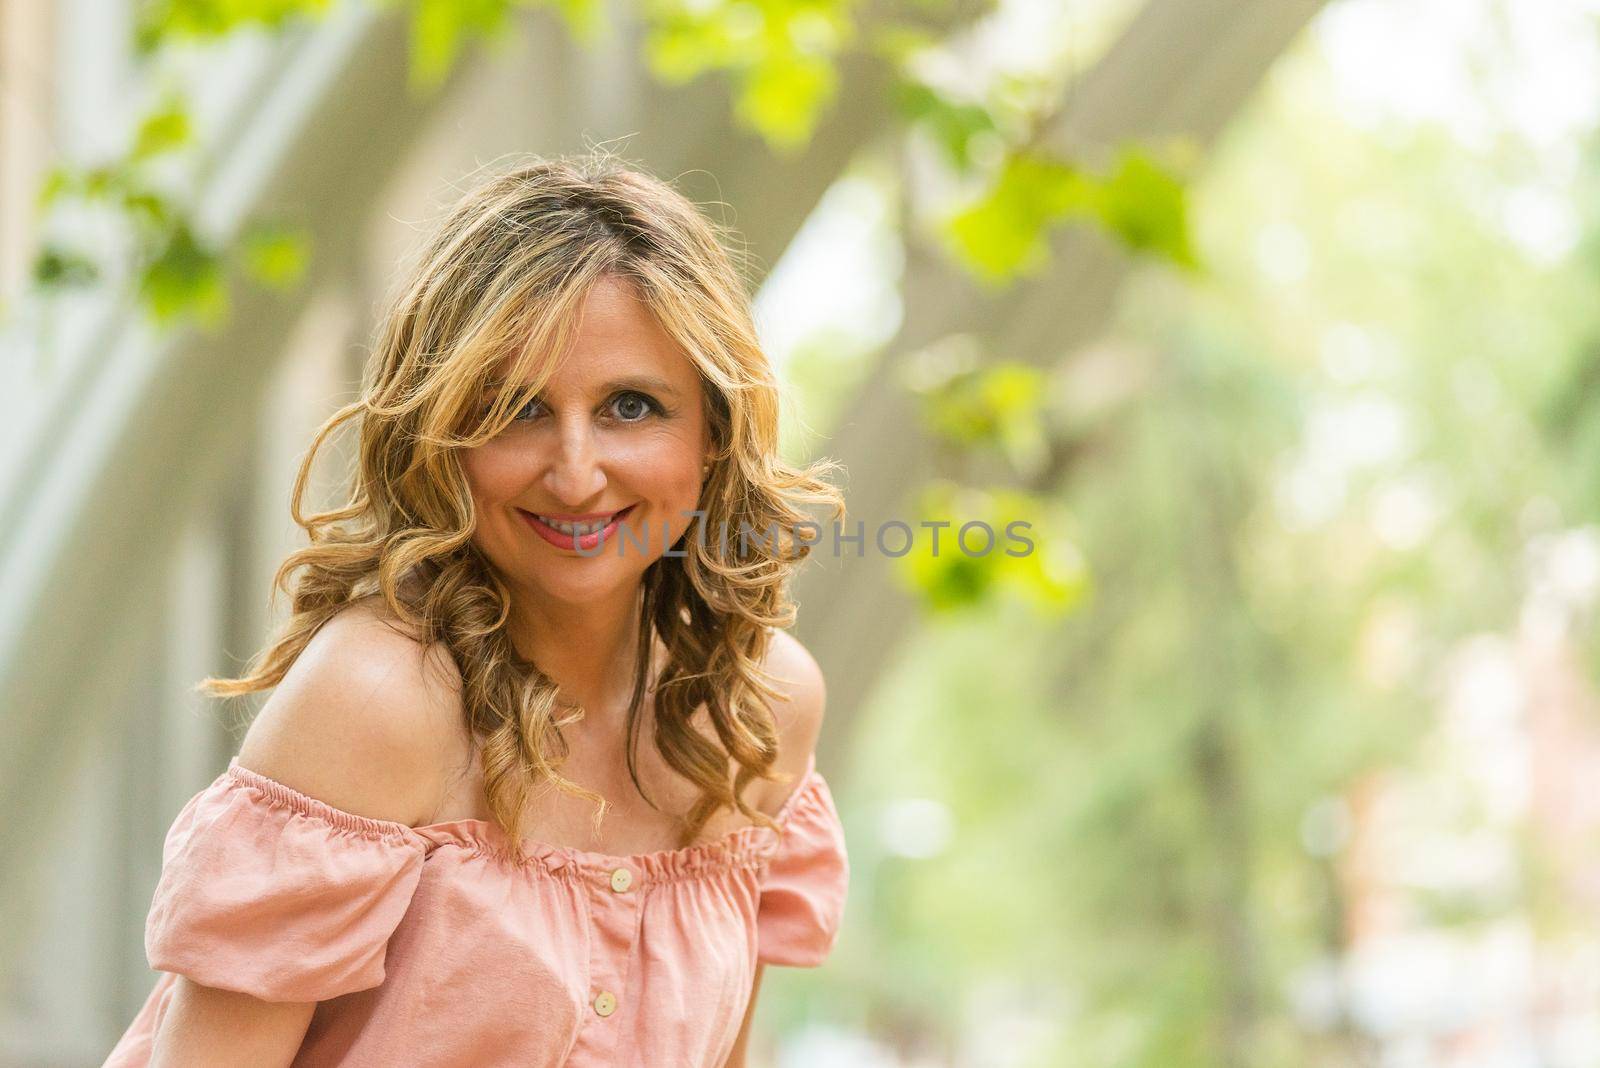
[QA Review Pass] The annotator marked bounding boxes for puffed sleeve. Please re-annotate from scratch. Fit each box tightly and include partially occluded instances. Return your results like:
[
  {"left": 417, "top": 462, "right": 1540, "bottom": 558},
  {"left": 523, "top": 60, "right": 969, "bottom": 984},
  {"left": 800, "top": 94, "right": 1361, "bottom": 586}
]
[
  {"left": 756, "top": 756, "right": 850, "bottom": 967},
  {"left": 143, "top": 757, "right": 430, "bottom": 1003}
]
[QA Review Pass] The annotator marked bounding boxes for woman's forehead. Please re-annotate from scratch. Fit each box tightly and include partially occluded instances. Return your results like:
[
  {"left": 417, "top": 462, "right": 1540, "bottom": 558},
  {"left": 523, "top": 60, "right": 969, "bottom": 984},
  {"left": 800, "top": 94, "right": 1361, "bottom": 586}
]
[
  {"left": 489, "top": 297, "right": 698, "bottom": 392},
  {"left": 484, "top": 331, "right": 699, "bottom": 395},
  {"left": 484, "top": 366, "right": 686, "bottom": 401}
]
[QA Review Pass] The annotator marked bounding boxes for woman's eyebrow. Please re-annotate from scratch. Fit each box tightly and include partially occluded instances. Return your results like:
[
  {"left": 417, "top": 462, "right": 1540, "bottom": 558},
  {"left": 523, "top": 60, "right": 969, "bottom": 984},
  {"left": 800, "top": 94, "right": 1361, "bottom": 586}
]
[{"left": 484, "top": 374, "right": 678, "bottom": 398}]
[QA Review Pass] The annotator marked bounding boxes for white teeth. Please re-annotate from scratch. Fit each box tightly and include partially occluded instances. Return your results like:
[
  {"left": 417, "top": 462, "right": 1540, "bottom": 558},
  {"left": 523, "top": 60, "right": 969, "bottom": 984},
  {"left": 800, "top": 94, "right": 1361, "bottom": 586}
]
[{"left": 535, "top": 513, "right": 614, "bottom": 536}]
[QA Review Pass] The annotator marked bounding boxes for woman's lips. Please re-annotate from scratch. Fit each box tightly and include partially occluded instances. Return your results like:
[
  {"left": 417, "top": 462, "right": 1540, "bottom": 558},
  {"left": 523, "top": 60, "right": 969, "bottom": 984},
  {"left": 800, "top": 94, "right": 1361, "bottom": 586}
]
[{"left": 519, "top": 504, "right": 637, "bottom": 551}]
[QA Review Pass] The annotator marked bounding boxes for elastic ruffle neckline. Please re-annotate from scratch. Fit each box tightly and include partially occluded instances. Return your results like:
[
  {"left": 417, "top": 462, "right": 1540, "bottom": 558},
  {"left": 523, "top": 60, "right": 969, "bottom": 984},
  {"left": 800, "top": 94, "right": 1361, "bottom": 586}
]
[
  {"left": 410, "top": 750, "right": 825, "bottom": 883},
  {"left": 222, "top": 751, "right": 828, "bottom": 884}
]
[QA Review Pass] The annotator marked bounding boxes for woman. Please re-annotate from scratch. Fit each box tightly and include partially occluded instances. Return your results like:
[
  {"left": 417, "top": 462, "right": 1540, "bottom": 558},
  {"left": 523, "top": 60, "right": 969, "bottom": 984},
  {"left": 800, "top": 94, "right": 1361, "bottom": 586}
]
[{"left": 102, "top": 152, "right": 850, "bottom": 1067}]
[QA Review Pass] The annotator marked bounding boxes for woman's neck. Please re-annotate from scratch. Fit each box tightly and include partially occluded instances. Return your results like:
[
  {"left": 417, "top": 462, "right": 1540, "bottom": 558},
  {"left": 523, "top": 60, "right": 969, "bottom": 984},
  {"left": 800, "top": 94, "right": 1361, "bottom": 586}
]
[{"left": 511, "top": 586, "right": 648, "bottom": 723}]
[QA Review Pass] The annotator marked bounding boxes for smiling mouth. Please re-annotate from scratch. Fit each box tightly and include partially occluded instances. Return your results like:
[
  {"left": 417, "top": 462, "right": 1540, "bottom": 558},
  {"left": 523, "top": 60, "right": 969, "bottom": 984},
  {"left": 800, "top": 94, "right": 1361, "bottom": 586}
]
[{"left": 518, "top": 504, "right": 637, "bottom": 549}]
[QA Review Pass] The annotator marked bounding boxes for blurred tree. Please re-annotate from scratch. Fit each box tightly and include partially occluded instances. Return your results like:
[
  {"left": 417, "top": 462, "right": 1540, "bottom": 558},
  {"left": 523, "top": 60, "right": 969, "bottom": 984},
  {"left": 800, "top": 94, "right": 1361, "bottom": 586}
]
[
  {"left": 835, "top": 5, "right": 1600, "bottom": 1063},
  {"left": 20, "top": 0, "right": 1192, "bottom": 329}
]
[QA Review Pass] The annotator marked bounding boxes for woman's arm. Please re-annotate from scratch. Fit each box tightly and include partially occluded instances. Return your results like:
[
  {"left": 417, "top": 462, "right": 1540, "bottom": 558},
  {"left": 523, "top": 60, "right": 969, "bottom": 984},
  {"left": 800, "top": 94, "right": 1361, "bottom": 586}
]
[
  {"left": 148, "top": 980, "right": 315, "bottom": 1068},
  {"left": 723, "top": 963, "right": 766, "bottom": 1068},
  {"left": 146, "top": 607, "right": 459, "bottom": 1065}
]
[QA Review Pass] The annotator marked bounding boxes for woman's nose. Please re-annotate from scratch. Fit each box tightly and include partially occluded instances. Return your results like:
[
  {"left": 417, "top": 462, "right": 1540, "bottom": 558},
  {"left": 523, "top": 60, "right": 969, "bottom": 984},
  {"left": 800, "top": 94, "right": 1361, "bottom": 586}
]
[{"left": 542, "top": 419, "right": 607, "bottom": 505}]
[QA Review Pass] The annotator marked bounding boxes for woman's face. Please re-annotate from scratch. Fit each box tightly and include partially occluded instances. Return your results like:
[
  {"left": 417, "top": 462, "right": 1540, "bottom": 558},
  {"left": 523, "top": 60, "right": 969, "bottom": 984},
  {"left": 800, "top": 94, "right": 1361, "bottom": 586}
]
[{"left": 461, "top": 275, "right": 713, "bottom": 609}]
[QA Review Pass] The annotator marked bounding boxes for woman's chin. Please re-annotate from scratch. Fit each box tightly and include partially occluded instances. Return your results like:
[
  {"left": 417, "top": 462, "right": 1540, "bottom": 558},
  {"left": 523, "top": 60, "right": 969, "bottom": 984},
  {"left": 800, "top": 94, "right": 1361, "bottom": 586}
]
[{"left": 526, "top": 562, "right": 643, "bottom": 605}]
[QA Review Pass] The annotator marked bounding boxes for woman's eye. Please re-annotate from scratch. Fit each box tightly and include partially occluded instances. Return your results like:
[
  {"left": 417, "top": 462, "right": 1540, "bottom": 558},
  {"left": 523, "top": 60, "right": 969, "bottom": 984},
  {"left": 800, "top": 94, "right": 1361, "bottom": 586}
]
[
  {"left": 611, "top": 391, "right": 662, "bottom": 422},
  {"left": 505, "top": 391, "right": 663, "bottom": 424}
]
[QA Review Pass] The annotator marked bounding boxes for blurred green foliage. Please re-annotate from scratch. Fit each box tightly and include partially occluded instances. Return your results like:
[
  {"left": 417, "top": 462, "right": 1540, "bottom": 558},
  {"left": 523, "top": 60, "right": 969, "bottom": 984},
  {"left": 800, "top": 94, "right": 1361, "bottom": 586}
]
[
  {"left": 643, "top": 0, "right": 855, "bottom": 151},
  {"left": 133, "top": 0, "right": 335, "bottom": 52},
  {"left": 914, "top": 359, "right": 1050, "bottom": 468},
  {"left": 821, "top": 18, "right": 1600, "bottom": 1064},
  {"left": 942, "top": 143, "right": 1199, "bottom": 284},
  {"left": 31, "top": 83, "right": 310, "bottom": 326},
  {"left": 892, "top": 479, "right": 1089, "bottom": 616},
  {"left": 240, "top": 225, "right": 311, "bottom": 290},
  {"left": 140, "top": 222, "right": 229, "bottom": 325},
  {"left": 29, "top": 0, "right": 1194, "bottom": 334}
]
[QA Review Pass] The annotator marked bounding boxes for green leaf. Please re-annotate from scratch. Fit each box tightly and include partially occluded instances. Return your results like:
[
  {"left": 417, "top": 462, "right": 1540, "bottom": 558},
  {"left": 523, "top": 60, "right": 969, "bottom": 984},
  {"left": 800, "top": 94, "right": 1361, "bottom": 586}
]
[
  {"left": 644, "top": 20, "right": 720, "bottom": 83},
  {"left": 642, "top": 1, "right": 743, "bottom": 83},
  {"left": 140, "top": 223, "right": 228, "bottom": 326},
  {"left": 918, "top": 360, "right": 1050, "bottom": 473},
  {"left": 32, "top": 246, "right": 101, "bottom": 289},
  {"left": 643, "top": 0, "right": 851, "bottom": 151},
  {"left": 82, "top": 166, "right": 124, "bottom": 200},
  {"left": 408, "top": 0, "right": 516, "bottom": 92},
  {"left": 895, "top": 78, "right": 1001, "bottom": 173},
  {"left": 121, "top": 189, "right": 175, "bottom": 230},
  {"left": 987, "top": 487, "right": 1089, "bottom": 616},
  {"left": 735, "top": 50, "right": 836, "bottom": 151},
  {"left": 894, "top": 481, "right": 1089, "bottom": 618},
  {"left": 35, "top": 167, "right": 76, "bottom": 209},
  {"left": 941, "top": 143, "right": 1201, "bottom": 284},
  {"left": 1088, "top": 145, "right": 1198, "bottom": 270},
  {"left": 131, "top": 100, "right": 193, "bottom": 161},
  {"left": 941, "top": 150, "right": 1093, "bottom": 283},
  {"left": 136, "top": 0, "right": 334, "bottom": 54},
  {"left": 240, "top": 223, "right": 309, "bottom": 289}
]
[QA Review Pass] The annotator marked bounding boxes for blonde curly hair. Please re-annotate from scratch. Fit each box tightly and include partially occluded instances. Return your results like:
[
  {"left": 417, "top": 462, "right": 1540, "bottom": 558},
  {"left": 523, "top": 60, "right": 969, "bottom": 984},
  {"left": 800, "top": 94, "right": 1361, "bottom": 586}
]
[{"left": 199, "top": 150, "right": 846, "bottom": 861}]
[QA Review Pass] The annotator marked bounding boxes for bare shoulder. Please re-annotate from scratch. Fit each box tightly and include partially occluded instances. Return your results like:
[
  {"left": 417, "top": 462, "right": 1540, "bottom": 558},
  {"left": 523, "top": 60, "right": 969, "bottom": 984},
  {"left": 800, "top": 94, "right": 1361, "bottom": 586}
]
[
  {"left": 759, "top": 628, "right": 827, "bottom": 774},
  {"left": 236, "top": 597, "right": 469, "bottom": 828}
]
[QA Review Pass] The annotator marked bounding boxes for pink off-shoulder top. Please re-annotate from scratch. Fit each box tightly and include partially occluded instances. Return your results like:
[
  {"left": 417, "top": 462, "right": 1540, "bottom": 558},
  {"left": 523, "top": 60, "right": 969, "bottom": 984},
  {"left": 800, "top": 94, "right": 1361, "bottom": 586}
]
[{"left": 102, "top": 750, "right": 849, "bottom": 1067}]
